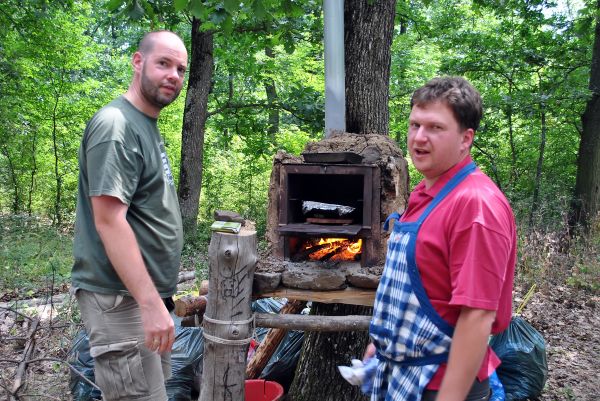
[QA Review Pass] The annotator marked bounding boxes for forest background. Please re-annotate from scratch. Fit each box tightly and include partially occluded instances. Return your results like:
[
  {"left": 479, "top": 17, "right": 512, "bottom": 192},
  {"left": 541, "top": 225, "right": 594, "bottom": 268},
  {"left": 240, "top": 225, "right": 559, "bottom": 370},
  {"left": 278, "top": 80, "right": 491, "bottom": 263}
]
[
  {"left": 1, "top": 0, "right": 599, "bottom": 400},
  {"left": 1, "top": 0, "right": 598, "bottom": 292}
]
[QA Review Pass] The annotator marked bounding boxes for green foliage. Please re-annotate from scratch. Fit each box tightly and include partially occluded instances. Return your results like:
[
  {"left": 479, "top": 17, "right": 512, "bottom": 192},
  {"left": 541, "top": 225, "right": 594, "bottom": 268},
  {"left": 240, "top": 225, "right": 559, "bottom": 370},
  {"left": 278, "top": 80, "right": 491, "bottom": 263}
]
[
  {"left": 0, "top": 215, "right": 73, "bottom": 294},
  {"left": 0, "top": 0, "right": 599, "bottom": 295}
]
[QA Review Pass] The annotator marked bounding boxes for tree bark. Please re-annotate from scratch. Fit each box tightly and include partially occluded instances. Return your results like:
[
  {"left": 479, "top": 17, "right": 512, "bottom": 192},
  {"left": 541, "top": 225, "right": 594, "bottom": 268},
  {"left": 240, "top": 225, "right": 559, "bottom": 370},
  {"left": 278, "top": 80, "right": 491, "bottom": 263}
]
[
  {"left": 344, "top": 0, "right": 396, "bottom": 135},
  {"left": 529, "top": 103, "right": 546, "bottom": 229},
  {"left": 264, "top": 46, "right": 279, "bottom": 143},
  {"left": 178, "top": 18, "right": 214, "bottom": 236},
  {"left": 288, "top": 303, "right": 372, "bottom": 401},
  {"left": 571, "top": 0, "right": 600, "bottom": 231},
  {"left": 286, "top": 2, "right": 396, "bottom": 400}
]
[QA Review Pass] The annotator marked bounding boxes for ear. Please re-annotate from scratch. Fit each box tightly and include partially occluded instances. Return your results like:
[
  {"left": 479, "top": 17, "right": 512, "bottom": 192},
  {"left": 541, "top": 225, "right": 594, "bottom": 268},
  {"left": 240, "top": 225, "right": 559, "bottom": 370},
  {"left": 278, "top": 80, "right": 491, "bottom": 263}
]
[
  {"left": 461, "top": 128, "right": 475, "bottom": 150},
  {"left": 131, "top": 51, "right": 143, "bottom": 73}
]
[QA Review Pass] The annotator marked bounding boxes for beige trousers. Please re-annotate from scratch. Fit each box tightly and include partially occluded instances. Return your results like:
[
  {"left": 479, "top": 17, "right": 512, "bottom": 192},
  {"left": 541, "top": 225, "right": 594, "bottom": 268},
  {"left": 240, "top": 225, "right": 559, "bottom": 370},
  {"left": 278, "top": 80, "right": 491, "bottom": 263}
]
[{"left": 75, "top": 289, "right": 170, "bottom": 401}]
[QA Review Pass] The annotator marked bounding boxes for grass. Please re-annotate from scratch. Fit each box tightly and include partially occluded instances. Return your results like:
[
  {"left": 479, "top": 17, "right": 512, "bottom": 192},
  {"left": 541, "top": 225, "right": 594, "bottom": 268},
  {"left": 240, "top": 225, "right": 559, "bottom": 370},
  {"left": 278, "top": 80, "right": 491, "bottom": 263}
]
[
  {"left": 1, "top": 212, "right": 598, "bottom": 299},
  {"left": 0, "top": 214, "right": 73, "bottom": 298}
]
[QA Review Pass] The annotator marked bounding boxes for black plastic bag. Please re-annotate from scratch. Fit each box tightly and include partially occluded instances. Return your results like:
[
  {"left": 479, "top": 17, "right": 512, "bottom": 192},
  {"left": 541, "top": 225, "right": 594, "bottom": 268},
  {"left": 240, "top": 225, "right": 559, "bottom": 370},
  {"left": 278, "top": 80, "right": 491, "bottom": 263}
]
[
  {"left": 165, "top": 325, "right": 204, "bottom": 401},
  {"left": 490, "top": 316, "right": 548, "bottom": 401},
  {"left": 68, "top": 330, "right": 102, "bottom": 401},
  {"left": 69, "top": 326, "right": 204, "bottom": 401},
  {"left": 252, "top": 298, "right": 305, "bottom": 391}
]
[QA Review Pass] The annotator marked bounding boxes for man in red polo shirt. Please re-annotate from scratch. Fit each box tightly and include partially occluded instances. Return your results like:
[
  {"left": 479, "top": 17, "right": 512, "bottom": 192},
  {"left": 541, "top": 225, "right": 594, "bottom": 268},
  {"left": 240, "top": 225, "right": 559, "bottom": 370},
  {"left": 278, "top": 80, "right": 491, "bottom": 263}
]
[{"left": 366, "top": 76, "right": 516, "bottom": 401}]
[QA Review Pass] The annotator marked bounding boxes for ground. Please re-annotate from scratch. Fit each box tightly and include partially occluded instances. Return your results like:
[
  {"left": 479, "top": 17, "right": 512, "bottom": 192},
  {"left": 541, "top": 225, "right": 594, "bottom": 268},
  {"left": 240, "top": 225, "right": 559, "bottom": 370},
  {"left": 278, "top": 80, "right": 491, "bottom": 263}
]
[{"left": 0, "top": 277, "right": 597, "bottom": 400}]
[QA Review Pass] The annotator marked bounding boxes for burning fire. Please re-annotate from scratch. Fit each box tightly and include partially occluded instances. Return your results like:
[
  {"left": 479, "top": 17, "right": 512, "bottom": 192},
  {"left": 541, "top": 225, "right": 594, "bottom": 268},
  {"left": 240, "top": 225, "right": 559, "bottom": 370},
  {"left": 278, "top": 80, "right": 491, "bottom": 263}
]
[{"left": 302, "top": 237, "right": 362, "bottom": 262}]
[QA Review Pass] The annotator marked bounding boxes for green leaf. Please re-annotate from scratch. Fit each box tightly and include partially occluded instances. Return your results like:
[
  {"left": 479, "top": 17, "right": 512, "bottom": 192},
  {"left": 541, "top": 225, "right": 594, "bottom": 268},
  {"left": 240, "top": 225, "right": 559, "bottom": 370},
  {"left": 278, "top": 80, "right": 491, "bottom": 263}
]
[
  {"left": 190, "top": 0, "right": 205, "bottom": 19},
  {"left": 105, "top": 0, "right": 124, "bottom": 12},
  {"left": 141, "top": 0, "right": 155, "bottom": 19},
  {"left": 223, "top": 0, "right": 240, "bottom": 14},
  {"left": 174, "top": 0, "right": 188, "bottom": 12},
  {"left": 222, "top": 14, "right": 234, "bottom": 35},
  {"left": 252, "top": 0, "right": 267, "bottom": 20}
]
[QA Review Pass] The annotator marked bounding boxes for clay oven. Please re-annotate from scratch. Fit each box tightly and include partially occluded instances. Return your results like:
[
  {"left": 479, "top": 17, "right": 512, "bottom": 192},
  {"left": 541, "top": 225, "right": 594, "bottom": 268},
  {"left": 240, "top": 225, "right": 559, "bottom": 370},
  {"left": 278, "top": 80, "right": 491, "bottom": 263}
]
[{"left": 259, "top": 133, "right": 409, "bottom": 293}]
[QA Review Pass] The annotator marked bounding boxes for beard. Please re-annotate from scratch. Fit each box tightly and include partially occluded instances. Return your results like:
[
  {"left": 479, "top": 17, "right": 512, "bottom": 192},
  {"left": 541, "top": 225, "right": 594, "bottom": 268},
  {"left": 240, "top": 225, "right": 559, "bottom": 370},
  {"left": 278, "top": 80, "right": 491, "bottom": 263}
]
[{"left": 140, "top": 64, "right": 182, "bottom": 109}]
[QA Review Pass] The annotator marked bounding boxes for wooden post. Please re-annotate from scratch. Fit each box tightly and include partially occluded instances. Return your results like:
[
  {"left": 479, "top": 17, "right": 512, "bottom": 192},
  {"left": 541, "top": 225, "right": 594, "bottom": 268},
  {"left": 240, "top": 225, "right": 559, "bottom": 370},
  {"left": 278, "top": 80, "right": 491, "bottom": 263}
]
[{"left": 199, "top": 230, "right": 257, "bottom": 401}]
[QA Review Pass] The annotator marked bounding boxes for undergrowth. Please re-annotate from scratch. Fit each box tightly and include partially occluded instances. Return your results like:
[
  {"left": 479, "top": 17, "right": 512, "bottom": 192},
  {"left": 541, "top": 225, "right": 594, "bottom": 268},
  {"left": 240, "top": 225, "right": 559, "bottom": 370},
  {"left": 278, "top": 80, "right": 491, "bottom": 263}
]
[
  {"left": 517, "top": 216, "right": 600, "bottom": 294},
  {"left": 1, "top": 213, "right": 598, "bottom": 299},
  {"left": 0, "top": 214, "right": 73, "bottom": 298}
]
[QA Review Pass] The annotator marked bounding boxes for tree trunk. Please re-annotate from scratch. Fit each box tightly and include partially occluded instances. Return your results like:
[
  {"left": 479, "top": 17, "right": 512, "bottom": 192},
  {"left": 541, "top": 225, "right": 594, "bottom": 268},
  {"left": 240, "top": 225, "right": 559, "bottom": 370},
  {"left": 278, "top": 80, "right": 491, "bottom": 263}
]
[
  {"left": 264, "top": 46, "right": 279, "bottom": 143},
  {"left": 177, "top": 18, "right": 214, "bottom": 236},
  {"left": 344, "top": 0, "right": 396, "bottom": 135},
  {"left": 571, "top": 0, "right": 600, "bottom": 231},
  {"left": 287, "top": 2, "right": 396, "bottom": 400},
  {"left": 288, "top": 303, "right": 372, "bottom": 401},
  {"left": 529, "top": 103, "right": 546, "bottom": 229}
]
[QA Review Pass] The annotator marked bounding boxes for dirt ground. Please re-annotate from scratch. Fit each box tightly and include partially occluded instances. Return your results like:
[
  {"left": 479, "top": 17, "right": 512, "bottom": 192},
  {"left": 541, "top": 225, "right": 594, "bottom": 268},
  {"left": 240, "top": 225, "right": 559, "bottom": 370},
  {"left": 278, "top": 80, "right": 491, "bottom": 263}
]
[{"left": 0, "top": 279, "right": 597, "bottom": 400}]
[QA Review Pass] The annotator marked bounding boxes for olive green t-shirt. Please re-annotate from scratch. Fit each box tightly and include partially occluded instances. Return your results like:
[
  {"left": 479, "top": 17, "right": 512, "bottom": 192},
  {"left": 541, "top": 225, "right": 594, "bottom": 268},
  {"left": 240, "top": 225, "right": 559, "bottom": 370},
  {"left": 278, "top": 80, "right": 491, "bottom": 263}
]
[{"left": 72, "top": 96, "right": 183, "bottom": 297}]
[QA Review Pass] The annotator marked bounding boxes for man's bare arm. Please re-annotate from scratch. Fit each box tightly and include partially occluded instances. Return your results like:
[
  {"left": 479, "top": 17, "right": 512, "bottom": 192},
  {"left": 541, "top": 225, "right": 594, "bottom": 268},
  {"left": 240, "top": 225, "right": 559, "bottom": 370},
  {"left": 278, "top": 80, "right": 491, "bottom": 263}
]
[
  {"left": 91, "top": 195, "right": 175, "bottom": 353},
  {"left": 436, "top": 307, "right": 495, "bottom": 401}
]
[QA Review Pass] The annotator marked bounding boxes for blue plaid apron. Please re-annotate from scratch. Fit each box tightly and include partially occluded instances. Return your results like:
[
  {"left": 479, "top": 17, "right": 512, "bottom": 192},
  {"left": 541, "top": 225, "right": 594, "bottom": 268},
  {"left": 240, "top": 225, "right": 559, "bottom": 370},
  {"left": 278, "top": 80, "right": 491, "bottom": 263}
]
[{"left": 369, "top": 162, "right": 476, "bottom": 401}]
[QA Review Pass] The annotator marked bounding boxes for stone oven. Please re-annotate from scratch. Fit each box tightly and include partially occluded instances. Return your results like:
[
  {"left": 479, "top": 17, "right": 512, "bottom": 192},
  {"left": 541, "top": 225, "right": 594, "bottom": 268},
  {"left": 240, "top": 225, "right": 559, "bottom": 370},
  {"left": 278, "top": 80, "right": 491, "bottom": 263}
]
[{"left": 257, "top": 133, "right": 409, "bottom": 295}]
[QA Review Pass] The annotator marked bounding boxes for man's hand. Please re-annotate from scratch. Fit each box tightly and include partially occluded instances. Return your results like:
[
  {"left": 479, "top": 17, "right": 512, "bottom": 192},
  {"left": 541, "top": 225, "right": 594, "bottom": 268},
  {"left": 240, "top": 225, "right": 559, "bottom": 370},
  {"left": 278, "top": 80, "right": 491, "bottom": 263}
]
[
  {"left": 363, "top": 342, "right": 376, "bottom": 361},
  {"left": 140, "top": 301, "right": 175, "bottom": 354},
  {"left": 91, "top": 195, "right": 175, "bottom": 354}
]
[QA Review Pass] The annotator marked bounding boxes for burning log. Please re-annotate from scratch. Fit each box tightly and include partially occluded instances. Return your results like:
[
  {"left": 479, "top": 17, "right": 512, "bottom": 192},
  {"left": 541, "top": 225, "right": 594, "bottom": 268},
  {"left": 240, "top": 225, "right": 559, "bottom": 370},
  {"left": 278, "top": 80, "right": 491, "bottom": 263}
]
[
  {"left": 291, "top": 242, "right": 332, "bottom": 262},
  {"left": 295, "top": 237, "right": 363, "bottom": 262}
]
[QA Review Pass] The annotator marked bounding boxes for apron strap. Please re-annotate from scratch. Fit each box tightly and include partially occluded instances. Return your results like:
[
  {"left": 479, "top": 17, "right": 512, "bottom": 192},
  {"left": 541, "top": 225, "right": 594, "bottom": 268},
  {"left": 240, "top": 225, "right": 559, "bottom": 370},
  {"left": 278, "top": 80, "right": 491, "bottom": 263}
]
[{"left": 383, "top": 211, "right": 402, "bottom": 231}]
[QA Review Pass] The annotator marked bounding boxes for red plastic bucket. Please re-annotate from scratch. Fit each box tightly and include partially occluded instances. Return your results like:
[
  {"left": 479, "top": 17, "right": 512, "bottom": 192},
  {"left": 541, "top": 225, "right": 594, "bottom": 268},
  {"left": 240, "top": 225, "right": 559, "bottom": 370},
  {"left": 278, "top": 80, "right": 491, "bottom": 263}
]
[{"left": 245, "top": 379, "right": 284, "bottom": 401}]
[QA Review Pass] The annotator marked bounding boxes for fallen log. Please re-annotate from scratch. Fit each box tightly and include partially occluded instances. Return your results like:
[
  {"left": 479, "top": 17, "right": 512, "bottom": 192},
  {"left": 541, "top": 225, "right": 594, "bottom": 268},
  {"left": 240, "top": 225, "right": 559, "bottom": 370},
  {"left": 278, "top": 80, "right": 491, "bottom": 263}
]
[
  {"left": 255, "top": 313, "right": 371, "bottom": 332},
  {"left": 177, "top": 271, "right": 196, "bottom": 283},
  {"left": 174, "top": 295, "right": 208, "bottom": 317},
  {"left": 198, "top": 279, "right": 209, "bottom": 296},
  {"left": 246, "top": 300, "right": 306, "bottom": 379}
]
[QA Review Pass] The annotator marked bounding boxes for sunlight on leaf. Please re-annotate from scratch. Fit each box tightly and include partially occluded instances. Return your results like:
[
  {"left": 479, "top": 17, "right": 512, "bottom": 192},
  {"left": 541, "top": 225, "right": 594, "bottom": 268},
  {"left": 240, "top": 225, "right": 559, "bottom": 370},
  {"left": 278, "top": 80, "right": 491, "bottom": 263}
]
[{"left": 105, "top": 0, "right": 124, "bottom": 12}]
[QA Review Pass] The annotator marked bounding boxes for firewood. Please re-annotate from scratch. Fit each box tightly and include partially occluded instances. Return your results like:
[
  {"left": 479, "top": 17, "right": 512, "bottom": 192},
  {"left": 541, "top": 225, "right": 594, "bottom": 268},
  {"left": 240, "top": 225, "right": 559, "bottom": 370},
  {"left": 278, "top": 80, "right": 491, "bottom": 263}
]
[
  {"left": 11, "top": 317, "right": 40, "bottom": 395},
  {"left": 245, "top": 300, "right": 306, "bottom": 379},
  {"left": 199, "top": 279, "right": 209, "bottom": 296},
  {"left": 174, "top": 294, "right": 207, "bottom": 317}
]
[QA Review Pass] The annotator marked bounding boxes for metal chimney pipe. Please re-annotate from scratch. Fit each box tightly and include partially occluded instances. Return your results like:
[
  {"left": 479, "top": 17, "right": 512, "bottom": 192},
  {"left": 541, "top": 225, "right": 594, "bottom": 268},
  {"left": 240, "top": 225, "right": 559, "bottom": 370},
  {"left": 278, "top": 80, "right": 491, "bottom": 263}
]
[{"left": 324, "top": 0, "right": 345, "bottom": 137}]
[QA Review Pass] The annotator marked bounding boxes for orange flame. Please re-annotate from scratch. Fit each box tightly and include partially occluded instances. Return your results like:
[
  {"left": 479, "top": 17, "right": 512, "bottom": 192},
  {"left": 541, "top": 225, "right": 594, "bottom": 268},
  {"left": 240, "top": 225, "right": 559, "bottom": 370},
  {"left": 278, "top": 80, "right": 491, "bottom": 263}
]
[{"left": 302, "top": 238, "right": 362, "bottom": 261}]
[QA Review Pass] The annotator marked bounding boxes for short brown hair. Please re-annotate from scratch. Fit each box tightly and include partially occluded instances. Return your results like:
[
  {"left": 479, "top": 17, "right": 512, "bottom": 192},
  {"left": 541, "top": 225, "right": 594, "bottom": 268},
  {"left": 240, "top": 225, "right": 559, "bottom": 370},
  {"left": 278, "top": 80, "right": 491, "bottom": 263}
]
[{"left": 410, "top": 76, "right": 483, "bottom": 131}]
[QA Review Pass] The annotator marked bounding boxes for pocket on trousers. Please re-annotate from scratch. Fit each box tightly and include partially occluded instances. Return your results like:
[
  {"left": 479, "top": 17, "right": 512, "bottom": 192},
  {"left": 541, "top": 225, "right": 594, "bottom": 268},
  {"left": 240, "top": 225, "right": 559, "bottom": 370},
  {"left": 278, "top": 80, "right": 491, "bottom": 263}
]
[
  {"left": 91, "top": 340, "right": 150, "bottom": 399},
  {"left": 91, "top": 292, "right": 125, "bottom": 313}
]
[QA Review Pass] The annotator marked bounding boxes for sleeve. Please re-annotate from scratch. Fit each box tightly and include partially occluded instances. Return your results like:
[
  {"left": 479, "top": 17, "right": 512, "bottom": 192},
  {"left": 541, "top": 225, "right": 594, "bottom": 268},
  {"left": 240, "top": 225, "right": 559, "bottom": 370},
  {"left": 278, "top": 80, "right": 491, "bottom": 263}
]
[
  {"left": 447, "top": 197, "right": 514, "bottom": 311},
  {"left": 84, "top": 112, "right": 143, "bottom": 205}
]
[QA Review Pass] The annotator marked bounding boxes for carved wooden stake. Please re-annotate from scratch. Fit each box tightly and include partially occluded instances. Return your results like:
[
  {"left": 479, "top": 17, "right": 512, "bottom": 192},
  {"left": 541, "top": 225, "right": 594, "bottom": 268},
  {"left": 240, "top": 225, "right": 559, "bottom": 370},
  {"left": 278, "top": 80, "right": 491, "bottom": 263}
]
[{"left": 199, "top": 230, "right": 257, "bottom": 401}]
